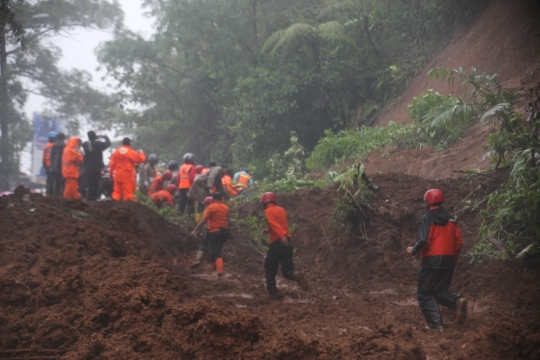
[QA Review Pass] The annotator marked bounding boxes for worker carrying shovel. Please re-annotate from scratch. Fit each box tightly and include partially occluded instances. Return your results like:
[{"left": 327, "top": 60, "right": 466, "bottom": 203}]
[
  {"left": 260, "top": 192, "right": 309, "bottom": 300},
  {"left": 407, "top": 189, "right": 467, "bottom": 331}
]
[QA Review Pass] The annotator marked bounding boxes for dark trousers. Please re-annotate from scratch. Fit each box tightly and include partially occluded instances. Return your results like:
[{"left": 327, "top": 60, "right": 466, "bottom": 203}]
[
  {"left": 45, "top": 168, "right": 54, "bottom": 195},
  {"left": 417, "top": 267, "right": 461, "bottom": 328},
  {"left": 98, "top": 177, "right": 113, "bottom": 198},
  {"left": 264, "top": 240, "right": 295, "bottom": 294},
  {"left": 208, "top": 231, "right": 225, "bottom": 261},
  {"left": 86, "top": 170, "right": 102, "bottom": 201},
  {"left": 178, "top": 188, "right": 194, "bottom": 215},
  {"left": 52, "top": 172, "right": 64, "bottom": 196}
]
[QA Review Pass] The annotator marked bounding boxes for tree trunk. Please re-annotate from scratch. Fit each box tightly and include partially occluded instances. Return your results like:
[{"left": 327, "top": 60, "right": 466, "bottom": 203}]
[
  {"left": 362, "top": 15, "right": 383, "bottom": 63},
  {"left": 0, "top": 27, "right": 11, "bottom": 191},
  {"left": 251, "top": 0, "right": 258, "bottom": 67}
]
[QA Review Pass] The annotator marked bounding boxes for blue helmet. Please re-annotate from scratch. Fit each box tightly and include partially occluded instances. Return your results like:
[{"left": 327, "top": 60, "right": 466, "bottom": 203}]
[{"left": 48, "top": 131, "right": 58, "bottom": 142}]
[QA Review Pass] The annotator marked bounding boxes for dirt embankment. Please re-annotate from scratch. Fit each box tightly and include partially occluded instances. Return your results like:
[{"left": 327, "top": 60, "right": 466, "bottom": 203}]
[
  {"left": 1, "top": 172, "right": 539, "bottom": 359},
  {"left": 365, "top": 0, "right": 540, "bottom": 180}
]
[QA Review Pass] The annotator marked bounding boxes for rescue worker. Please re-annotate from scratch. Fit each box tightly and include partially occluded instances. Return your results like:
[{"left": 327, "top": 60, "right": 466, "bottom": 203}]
[
  {"left": 178, "top": 153, "right": 196, "bottom": 215},
  {"left": 82, "top": 131, "right": 111, "bottom": 201},
  {"left": 188, "top": 165, "right": 230, "bottom": 205},
  {"left": 406, "top": 189, "right": 467, "bottom": 331},
  {"left": 233, "top": 168, "right": 253, "bottom": 196},
  {"left": 62, "top": 137, "right": 84, "bottom": 200},
  {"left": 222, "top": 168, "right": 237, "bottom": 197},
  {"left": 190, "top": 192, "right": 230, "bottom": 277},
  {"left": 190, "top": 196, "right": 214, "bottom": 269},
  {"left": 139, "top": 153, "right": 159, "bottom": 194},
  {"left": 43, "top": 131, "right": 57, "bottom": 195},
  {"left": 260, "top": 192, "right": 309, "bottom": 300},
  {"left": 150, "top": 184, "right": 177, "bottom": 208},
  {"left": 149, "top": 170, "right": 173, "bottom": 195},
  {"left": 110, "top": 138, "right": 146, "bottom": 201},
  {"left": 50, "top": 132, "right": 66, "bottom": 196}
]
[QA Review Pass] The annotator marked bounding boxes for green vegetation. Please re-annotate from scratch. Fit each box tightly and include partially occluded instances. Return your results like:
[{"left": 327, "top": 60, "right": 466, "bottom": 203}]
[
  {"left": 421, "top": 68, "right": 540, "bottom": 261},
  {"left": 97, "top": 0, "right": 480, "bottom": 174}
]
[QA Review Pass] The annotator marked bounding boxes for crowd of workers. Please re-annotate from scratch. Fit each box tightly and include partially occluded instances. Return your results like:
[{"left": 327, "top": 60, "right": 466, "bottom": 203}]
[
  {"left": 42, "top": 130, "right": 253, "bottom": 209},
  {"left": 42, "top": 130, "right": 467, "bottom": 329}
]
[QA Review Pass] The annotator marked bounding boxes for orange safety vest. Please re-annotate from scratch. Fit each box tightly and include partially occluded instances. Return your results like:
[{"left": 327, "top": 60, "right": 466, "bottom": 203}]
[
  {"left": 237, "top": 172, "right": 251, "bottom": 187},
  {"left": 179, "top": 164, "right": 194, "bottom": 189},
  {"left": 43, "top": 142, "right": 54, "bottom": 167}
]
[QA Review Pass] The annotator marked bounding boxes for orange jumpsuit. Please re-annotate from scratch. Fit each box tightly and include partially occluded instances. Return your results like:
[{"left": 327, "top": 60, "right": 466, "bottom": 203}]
[
  {"left": 150, "top": 190, "right": 173, "bottom": 206},
  {"left": 110, "top": 145, "right": 146, "bottom": 201},
  {"left": 148, "top": 174, "right": 165, "bottom": 195},
  {"left": 62, "top": 137, "right": 83, "bottom": 200}
]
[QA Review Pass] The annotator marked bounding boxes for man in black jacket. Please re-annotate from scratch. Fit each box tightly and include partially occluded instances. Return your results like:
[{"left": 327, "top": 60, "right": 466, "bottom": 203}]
[
  {"left": 50, "top": 132, "right": 66, "bottom": 196},
  {"left": 83, "top": 131, "right": 111, "bottom": 201}
]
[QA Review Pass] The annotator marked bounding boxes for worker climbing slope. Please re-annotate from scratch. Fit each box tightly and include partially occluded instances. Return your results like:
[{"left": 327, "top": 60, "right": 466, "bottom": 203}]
[
  {"left": 149, "top": 170, "right": 173, "bottom": 195},
  {"left": 407, "top": 189, "right": 467, "bottom": 331},
  {"left": 150, "top": 184, "right": 177, "bottom": 208},
  {"left": 110, "top": 138, "right": 146, "bottom": 201},
  {"left": 190, "top": 192, "right": 230, "bottom": 277},
  {"left": 260, "top": 192, "right": 308, "bottom": 300},
  {"left": 178, "top": 153, "right": 196, "bottom": 215}
]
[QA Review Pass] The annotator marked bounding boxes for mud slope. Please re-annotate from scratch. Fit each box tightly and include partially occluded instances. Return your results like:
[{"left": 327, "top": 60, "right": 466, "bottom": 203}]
[
  {"left": 365, "top": 0, "right": 540, "bottom": 180},
  {"left": 1, "top": 173, "right": 539, "bottom": 359}
]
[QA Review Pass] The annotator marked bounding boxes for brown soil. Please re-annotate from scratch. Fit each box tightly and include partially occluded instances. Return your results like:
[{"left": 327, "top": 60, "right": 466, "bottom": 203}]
[
  {"left": 1, "top": 172, "right": 539, "bottom": 359},
  {"left": 366, "top": 0, "right": 540, "bottom": 180}
]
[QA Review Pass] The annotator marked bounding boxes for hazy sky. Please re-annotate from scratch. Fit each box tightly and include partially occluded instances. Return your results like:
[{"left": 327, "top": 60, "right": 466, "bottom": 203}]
[
  {"left": 21, "top": 0, "right": 154, "bottom": 174},
  {"left": 24, "top": 0, "right": 154, "bottom": 116}
]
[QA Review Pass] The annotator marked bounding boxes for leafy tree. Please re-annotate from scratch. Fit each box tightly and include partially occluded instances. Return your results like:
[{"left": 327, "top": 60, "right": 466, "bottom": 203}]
[{"left": 0, "top": 0, "right": 123, "bottom": 190}]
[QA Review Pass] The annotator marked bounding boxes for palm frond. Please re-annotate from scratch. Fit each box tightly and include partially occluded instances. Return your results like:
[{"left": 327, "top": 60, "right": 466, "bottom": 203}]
[
  {"left": 318, "top": 21, "right": 348, "bottom": 43},
  {"left": 480, "top": 102, "right": 511, "bottom": 123},
  {"left": 423, "top": 103, "right": 474, "bottom": 129},
  {"left": 262, "top": 23, "right": 316, "bottom": 56}
]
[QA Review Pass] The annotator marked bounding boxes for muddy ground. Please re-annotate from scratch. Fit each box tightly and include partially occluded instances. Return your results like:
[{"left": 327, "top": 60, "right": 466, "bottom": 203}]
[{"left": 1, "top": 172, "right": 539, "bottom": 359}]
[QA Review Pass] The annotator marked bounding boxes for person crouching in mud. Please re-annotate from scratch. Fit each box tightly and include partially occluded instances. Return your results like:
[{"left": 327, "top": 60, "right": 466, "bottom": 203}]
[{"left": 407, "top": 189, "right": 468, "bottom": 332}]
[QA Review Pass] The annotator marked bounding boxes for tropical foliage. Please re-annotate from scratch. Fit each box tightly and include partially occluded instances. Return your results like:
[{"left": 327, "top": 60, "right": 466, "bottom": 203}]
[{"left": 97, "top": 0, "right": 480, "bottom": 173}]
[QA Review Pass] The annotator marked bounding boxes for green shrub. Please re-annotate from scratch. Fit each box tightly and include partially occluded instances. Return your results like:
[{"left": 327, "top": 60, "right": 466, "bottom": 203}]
[{"left": 306, "top": 122, "right": 416, "bottom": 170}]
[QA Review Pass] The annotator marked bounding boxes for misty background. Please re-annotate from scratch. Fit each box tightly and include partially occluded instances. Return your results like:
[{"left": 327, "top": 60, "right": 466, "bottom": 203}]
[{"left": 21, "top": 0, "right": 153, "bottom": 174}]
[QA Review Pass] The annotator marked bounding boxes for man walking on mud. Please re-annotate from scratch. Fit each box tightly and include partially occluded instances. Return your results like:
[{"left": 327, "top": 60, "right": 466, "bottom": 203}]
[
  {"left": 260, "top": 192, "right": 308, "bottom": 300},
  {"left": 407, "top": 189, "right": 467, "bottom": 331}
]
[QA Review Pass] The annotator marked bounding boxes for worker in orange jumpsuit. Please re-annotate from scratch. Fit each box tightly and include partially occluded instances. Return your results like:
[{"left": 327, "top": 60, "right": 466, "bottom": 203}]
[
  {"left": 178, "top": 153, "right": 196, "bottom": 215},
  {"left": 407, "top": 189, "right": 466, "bottom": 331},
  {"left": 62, "top": 137, "right": 84, "bottom": 200},
  {"left": 109, "top": 137, "right": 146, "bottom": 201},
  {"left": 43, "top": 132, "right": 57, "bottom": 195},
  {"left": 148, "top": 170, "right": 173, "bottom": 195},
  {"left": 150, "top": 184, "right": 177, "bottom": 208},
  {"left": 260, "top": 192, "right": 309, "bottom": 300},
  {"left": 190, "top": 196, "right": 214, "bottom": 268},
  {"left": 221, "top": 169, "right": 237, "bottom": 197},
  {"left": 190, "top": 192, "right": 230, "bottom": 277}
]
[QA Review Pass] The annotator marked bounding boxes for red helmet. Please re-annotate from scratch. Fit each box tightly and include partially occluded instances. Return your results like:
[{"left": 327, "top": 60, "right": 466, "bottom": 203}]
[
  {"left": 204, "top": 196, "right": 213, "bottom": 205},
  {"left": 195, "top": 165, "right": 204, "bottom": 174},
  {"left": 260, "top": 192, "right": 276, "bottom": 205},
  {"left": 167, "top": 184, "right": 178, "bottom": 193},
  {"left": 163, "top": 170, "right": 173, "bottom": 180},
  {"left": 424, "top": 189, "right": 444, "bottom": 205}
]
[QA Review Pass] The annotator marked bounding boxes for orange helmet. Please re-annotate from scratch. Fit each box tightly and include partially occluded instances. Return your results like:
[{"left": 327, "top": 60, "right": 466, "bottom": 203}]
[
  {"left": 195, "top": 165, "right": 204, "bottom": 174},
  {"left": 167, "top": 184, "right": 178, "bottom": 193},
  {"left": 163, "top": 170, "right": 173, "bottom": 180},
  {"left": 424, "top": 189, "right": 444, "bottom": 205},
  {"left": 204, "top": 196, "right": 213, "bottom": 205},
  {"left": 260, "top": 192, "right": 276, "bottom": 205}
]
